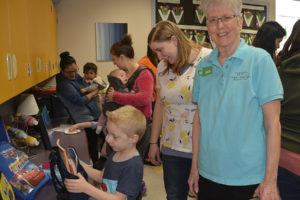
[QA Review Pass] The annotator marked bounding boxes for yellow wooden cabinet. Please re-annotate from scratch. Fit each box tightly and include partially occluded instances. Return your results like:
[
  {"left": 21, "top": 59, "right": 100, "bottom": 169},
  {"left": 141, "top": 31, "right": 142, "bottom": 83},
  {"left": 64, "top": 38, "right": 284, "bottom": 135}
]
[
  {"left": 0, "top": 0, "right": 14, "bottom": 103},
  {"left": 0, "top": 0, "right": 58, "bottom": 104},
  {"left": 27, "top": 0, "right": 49, "bottom": 83},
  {"left": 8, "top": 0, "right": 31, "bottom": 95},
  {"left": 45, "top": 0, "right": 59, "bottom": 77}
]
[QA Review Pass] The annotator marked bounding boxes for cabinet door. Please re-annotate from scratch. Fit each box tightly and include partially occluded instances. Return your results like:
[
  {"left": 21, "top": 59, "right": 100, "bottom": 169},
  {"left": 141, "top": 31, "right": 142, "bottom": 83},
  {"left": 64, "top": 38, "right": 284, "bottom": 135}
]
[
  {"left": 0, "top": 0, "right": 14, "bottom": 104},
  {"left": 8, "top": 0, "right": 31, "bottom": 95},
  {"left": 44, "top": 0, "right": 59, "bottom": 77},
  {"left": 27, "top": 0, "right": 49, "bottom": 83},
  {"left": 48, "top": 2, "right": 59, "bottom": 77}
]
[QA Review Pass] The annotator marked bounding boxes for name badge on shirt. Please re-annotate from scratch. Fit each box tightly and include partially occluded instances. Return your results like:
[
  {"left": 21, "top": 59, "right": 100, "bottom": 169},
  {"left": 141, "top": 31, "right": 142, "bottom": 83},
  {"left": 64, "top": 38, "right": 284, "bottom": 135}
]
[{"left": 198, "top": 66, "right": 213, "bottom": 77}]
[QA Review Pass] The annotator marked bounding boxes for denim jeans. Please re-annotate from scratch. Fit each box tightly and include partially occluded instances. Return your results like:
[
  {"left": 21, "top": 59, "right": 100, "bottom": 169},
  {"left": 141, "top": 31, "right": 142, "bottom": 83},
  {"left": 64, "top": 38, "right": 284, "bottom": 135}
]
[
  {"left": 162, "top": 154, "right": 192, "bottom": 200},
  {"left": 278, "top": 166, "right": 300, "bottom": 200}
]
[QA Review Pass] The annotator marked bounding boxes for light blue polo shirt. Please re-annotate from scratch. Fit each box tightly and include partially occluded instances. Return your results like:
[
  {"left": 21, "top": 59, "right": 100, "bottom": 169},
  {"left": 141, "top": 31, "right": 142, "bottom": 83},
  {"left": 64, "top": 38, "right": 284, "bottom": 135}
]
[{"left": 192, "top": 39, "right": 283, "bottom": 186}]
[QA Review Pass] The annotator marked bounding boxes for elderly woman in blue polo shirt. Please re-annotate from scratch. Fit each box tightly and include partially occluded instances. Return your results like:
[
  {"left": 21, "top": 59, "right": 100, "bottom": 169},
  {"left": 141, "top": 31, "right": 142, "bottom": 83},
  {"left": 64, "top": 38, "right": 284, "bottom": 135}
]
[{"left": 188, "top": 0, "right": 283, "bottom": 200}]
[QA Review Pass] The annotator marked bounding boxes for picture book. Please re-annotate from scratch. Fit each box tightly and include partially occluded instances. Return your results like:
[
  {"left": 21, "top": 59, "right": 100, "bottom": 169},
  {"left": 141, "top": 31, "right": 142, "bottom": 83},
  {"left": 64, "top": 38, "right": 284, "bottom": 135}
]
[{"left": 56, "top": 139, "right": 79, "bottom": 175}]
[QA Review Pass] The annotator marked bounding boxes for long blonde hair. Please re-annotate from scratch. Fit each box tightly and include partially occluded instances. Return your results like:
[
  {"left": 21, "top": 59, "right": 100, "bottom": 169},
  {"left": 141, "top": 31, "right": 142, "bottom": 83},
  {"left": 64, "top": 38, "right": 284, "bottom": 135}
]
[{"left": 148, "top": 20, "right": 200, "bottom": 75}]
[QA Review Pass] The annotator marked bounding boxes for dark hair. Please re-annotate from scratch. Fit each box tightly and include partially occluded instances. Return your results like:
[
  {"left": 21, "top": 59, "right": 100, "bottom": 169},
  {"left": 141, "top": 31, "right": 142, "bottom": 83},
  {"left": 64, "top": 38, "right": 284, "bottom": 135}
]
[
  {"left": 83, "top": 62, "right": 98, "bottom": 73},
  {"left": 59, "top": 51, "right": 76, "bottom": 71},
  {"left": 277, "top": 19, "right": 300, "bottom": 66},
  {"left": 252, "top": 21, "right": 286, "bottom": 57},
  {"left": 110, "top": 34, "right": 134, "bottom": 58}
]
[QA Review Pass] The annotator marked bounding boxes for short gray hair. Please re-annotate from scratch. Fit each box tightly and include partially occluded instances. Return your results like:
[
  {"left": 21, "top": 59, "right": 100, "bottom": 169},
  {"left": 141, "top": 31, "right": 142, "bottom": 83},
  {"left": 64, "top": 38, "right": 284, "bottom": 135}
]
[{"left": 200, "top": 0, "right": 242, "bottom": 16}]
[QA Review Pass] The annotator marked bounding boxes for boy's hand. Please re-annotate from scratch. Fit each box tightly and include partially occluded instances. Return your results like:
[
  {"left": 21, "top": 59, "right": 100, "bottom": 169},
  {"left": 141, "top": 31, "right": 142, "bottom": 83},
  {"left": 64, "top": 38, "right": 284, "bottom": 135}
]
[
  {"left": 80, "top": 88, "right": 87, "bottom": 93},
  {"left": 64, "top": 173, "right": 88, "bottom": 193},
  {"left": 69, "top": 124, "right": 79, "bottom": 132}
]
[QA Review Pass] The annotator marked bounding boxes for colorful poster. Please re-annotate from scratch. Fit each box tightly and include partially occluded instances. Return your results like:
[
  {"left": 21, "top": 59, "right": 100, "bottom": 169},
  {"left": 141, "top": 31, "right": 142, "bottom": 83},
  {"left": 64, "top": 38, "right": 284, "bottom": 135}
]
[
  {"left": 157, "top": 0, "right": 180, "bottom": 4},
  {"left": 193, "top": 0, "right": 201, "bottom": 5}
]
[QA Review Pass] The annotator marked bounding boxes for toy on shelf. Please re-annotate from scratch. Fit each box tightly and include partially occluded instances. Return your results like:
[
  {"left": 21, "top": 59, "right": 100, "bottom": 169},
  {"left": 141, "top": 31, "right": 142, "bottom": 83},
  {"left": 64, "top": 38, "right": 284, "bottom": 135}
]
[
  {"left": 15, "top": 136, "right": 39, "bottom": 147},
  {"left": 14, "top": 113, "right": 38, "bottom": 127},
  {"left": 6, "top": 126, "right": 39, "bottom": 147},
  {"left": 6, "top": 126, "right": 28, "bottom": 139}
]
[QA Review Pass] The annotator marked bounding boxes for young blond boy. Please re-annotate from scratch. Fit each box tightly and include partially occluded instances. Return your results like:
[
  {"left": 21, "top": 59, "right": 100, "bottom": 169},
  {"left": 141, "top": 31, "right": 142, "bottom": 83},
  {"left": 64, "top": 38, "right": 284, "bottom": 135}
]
[{"left": 64, "top": 105, "right": 146, "bottom": 200}]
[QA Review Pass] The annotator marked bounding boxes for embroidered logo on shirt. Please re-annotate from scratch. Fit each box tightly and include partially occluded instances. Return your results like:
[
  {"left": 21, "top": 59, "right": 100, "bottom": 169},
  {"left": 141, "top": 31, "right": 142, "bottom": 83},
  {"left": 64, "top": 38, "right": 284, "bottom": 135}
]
[
  {"left": 232, "top": 72, "right": 250, "bottom": 80},
  {"left": 198, "top": 66, "right": 213, "bottom": 77}
]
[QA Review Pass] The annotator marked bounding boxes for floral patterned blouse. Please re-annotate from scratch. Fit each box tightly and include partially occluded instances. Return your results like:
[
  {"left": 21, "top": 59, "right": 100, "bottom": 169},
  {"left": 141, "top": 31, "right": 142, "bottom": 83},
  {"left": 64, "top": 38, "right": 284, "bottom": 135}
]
[{"left": 157, "top": 48, "right": 212, "bottom": 153}]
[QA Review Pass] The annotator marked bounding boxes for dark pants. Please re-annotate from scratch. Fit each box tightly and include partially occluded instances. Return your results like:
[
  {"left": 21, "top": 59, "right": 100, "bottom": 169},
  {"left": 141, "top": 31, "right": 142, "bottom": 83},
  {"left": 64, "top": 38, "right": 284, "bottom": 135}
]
[
  {"left": 136, "top": 125, "right": 151, "bottom": 159},
  {"left": 85, "top": 127, "right": 99, "bottom": 165},
  {"left": 162, "top": 154, "right": 191, "bottom": 200},
  {"left": 197, "top": 175, "right": 258, "bottom": 200},
  {"left": 278, "top": 166, "right": 300, "bottom": 200}
]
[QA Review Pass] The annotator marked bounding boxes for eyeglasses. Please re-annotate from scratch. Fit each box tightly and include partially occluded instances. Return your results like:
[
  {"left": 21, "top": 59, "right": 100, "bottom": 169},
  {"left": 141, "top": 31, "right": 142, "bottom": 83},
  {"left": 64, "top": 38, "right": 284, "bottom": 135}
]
[
  {"left": 207, "top": 15, "right": 239, "bottom": 26},
  {"left": 63, "top": 68, "right": 78, "bottom": 75}
]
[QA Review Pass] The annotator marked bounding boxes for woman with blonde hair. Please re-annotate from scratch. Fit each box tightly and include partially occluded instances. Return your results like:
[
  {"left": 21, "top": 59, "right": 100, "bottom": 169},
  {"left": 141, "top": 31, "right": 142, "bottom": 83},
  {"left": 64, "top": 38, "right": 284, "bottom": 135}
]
[{"left": 148, "top": 20, "right": 211, "bottom": 200}]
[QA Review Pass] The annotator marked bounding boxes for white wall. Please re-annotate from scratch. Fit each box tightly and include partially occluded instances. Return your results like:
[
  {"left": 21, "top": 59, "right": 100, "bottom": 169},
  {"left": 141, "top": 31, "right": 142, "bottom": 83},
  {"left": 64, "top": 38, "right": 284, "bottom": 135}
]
[
  {"left": 276, "top": 0, "right": 300, "bottom": 50},
  {"left": 55, "top": 0, "right": 275, "bottom": 80},
  {"left": 55, "top": 0, "right": 153, "bottom": 80}
]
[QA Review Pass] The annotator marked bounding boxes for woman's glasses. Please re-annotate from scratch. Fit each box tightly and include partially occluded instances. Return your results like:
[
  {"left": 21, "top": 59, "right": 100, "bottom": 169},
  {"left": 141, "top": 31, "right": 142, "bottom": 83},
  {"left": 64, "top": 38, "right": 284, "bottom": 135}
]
[
  {"left": 63, "top": 68, "right": 78, "bottom": 75},
  {"left": 207, "top": 15, "right": 239, "bottom": 26}
]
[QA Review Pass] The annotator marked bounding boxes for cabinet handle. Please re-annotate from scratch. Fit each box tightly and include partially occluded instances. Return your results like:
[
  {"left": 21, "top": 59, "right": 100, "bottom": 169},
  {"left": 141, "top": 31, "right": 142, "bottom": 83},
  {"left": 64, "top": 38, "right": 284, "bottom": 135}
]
[
  {"left": 6, "top": 53, "right": 12, "bottom": 80},
  {"left": 12, "top": 54, "right": 18, "bottom": 79},
  {"left": 48, "top": 60, "right": 51, "bottom": 76},
  {"left": 36, "top": 57, "right": 41, "bottom": 72}
]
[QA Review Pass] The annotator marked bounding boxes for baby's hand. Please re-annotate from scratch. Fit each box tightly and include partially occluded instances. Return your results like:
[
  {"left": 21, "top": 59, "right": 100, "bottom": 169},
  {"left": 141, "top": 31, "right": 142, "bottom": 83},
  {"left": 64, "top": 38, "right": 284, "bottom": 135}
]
[
  {"left": 69, "top": 124, "right": 79, "bottom": 132},
  {"left": 64, "top": 173, "right": 88, "bottom": 193},
  {"left": 80, "top": 88, "right": 86, "bottom": 93}
]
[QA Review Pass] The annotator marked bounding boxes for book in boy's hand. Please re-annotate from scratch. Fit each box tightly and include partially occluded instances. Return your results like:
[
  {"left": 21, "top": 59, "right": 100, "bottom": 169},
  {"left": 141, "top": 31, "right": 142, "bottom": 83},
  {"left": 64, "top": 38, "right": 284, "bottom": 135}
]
[
  {"left": 56, "top": 139, "right": 72, "bottom": 174},
  {"left": 67, "top": 147, "right": 78, "bottom": 175},
  {"left": 67, "top": 147, "right": 78, "bottom": 170}
]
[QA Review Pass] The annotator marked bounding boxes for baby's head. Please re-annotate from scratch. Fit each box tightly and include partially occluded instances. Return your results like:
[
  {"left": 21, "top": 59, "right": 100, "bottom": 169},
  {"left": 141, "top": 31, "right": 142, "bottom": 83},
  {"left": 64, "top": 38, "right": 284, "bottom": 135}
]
[
  {"left": 106, "top": 105, "right": 146, "bottom": 149},
  {"left": 83, "top": 62, "right": 98, "bottom": 80},
  {"left": 109, "top": 69, "right": 128, "bottom": 84}
]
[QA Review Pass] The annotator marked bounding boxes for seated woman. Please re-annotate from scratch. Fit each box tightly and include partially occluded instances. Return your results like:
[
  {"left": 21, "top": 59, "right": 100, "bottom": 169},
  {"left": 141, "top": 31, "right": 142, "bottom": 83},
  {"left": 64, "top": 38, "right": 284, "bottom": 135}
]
[{"left": 56, "top": 51, "right": 101, "bottom": 166}]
